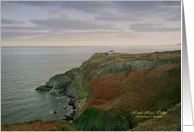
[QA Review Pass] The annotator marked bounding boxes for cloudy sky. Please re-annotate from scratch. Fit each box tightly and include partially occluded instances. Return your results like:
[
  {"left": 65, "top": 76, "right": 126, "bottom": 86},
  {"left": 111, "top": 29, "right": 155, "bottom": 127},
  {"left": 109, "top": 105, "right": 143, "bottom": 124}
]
[{"left": 1, "top": 1, "right": 181, "bottom": 46}]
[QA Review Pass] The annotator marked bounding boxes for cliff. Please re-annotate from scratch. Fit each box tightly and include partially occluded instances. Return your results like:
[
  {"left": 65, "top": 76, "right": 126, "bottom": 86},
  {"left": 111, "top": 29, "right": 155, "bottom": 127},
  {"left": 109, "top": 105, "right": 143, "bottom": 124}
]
[
  {"left": 36, "top": 51, "right": 181, "bottom": 99},
  {"left": 2, "top": 50, "right": 181, "bottom": 131}
]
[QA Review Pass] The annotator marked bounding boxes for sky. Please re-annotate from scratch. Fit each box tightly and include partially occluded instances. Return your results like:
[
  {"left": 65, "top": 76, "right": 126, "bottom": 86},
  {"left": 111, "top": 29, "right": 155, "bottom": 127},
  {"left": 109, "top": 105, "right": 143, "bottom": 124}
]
[{"left": 1, "top": 1, "right": 181, "bottom": 46}]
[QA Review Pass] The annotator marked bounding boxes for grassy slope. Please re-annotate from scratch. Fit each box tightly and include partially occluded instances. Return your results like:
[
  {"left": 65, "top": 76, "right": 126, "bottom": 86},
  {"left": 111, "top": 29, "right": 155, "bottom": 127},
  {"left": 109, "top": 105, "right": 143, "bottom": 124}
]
[
  {"left": 74, "top": 62, "right": 181, "bottom": 131},
  {"left": 84, "top": 50, "right": 181, "bottom": 63},
  {"left": 1, "top": 120, "right": 77, "bottom": 131}
]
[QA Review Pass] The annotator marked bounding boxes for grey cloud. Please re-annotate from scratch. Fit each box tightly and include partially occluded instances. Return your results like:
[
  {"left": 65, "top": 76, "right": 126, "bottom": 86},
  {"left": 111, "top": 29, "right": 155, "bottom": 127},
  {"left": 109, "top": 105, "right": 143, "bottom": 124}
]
[
  {"left": 1, "top": 25, "right": 46, "bottom": 31},
  {"left": 113, "top": 1, "right": 181, "bottom": 21},
  {"left": 1, "top": 1, "right": 112, "bottom": 14},
  {"left": 29, "top": 18, "right": 118, "bottom": 30},
  {"left": 1, "top": 31, "right": 41, "bottom": 39},
  {"left": 19, "top": 1, "right": 59, "bottom": 7},
  {"left": 1, "top": 28, "right": 123, "bottom": 42},
  {"left": 129, "top": 23, "right": 181, "bottom": 32},
  {"left": 162, "top": 1, "right": 181, "bottom": 6},
  {"left": 50, "top": 1, "right": 113, "bottom": 15},
  {"left": 167, "top": 14, "right": 181, "bottom": 21},
  {"left": 60, "top": 14, "right": 73, "bottom": 19},
  {"left": 1, "top": 2, "right": 20, "bottom": 12},
  {"left": 114, "top": 1, "right": 163, "bottom": 13},
  {"left": 114, "top": 1, "right": 180, "bottom": 12},
  {"left": 95, "top": 15, "right": 137, "bottom": 22},
  {"left": 1, "top": 18, "right": 25, "bottom": 25},
  {"left": 1, "top": 1, "right": 181, "bottom": 23},
  {"left": 1, "top": 1, "right": 59, "bottom": 11}
]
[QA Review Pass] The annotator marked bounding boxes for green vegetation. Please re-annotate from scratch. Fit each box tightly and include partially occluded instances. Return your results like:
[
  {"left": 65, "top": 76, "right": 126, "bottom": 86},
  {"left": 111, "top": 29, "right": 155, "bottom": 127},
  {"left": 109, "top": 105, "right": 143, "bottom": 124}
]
[
  {"left": 73, "top": 107, "right": 130, "bottom": 131},
  {"left": 84, "top": 50, "right": 181, "bottom": 63}
]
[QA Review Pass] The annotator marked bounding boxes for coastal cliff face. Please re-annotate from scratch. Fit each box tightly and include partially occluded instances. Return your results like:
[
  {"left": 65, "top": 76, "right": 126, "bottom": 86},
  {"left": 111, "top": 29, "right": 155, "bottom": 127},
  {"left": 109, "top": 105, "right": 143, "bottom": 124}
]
[
  {"left": 36, "top": 68, "right": 80, "bottom": 94},
  {"left": 36, "top": 51, "right": 180, "bottom": 98},
  {"left": 3, "top": 51, "right": 181, "bottom": 131}
]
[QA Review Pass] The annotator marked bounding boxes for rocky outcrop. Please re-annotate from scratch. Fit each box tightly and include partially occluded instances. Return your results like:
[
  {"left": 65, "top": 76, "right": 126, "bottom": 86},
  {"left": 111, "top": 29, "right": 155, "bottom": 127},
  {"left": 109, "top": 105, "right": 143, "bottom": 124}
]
[
  {"left": 46, "top": 68, "right": 80, "bottom": 90},
  {"left": 36, "top": 68, "right": 80, "bottom": 92},
  {"left": 50, "top": 89, "right": 57, "bottom": 95},
  {"left": 36, "top": 85, "right": 51, "bottom": 91}
]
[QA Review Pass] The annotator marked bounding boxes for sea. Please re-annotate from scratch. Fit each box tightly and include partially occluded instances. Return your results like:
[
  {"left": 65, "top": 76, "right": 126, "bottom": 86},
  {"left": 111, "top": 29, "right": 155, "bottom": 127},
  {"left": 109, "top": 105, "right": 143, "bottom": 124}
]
[{"left": 1, "top": 45, "right": 181, "bottom": 125}]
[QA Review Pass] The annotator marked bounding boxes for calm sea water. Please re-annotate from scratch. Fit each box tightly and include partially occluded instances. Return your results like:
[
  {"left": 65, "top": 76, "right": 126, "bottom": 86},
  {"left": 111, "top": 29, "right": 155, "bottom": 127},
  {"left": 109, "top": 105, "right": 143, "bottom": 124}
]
[{"left": 1, "top": 45, "right": 181, "bottom": 125}]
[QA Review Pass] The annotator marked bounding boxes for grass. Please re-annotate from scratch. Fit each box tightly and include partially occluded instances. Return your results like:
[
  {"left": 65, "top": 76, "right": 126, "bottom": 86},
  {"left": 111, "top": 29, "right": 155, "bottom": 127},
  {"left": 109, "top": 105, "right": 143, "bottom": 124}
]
[
  {"left": 82, "top": 51, "right": 181, "bottom": 64},
  {"left": 73, "top": 107, "right": 130, "bottom": 131},
  {"left": 1, "top": 120, "right": 77, "bottom": 131}
]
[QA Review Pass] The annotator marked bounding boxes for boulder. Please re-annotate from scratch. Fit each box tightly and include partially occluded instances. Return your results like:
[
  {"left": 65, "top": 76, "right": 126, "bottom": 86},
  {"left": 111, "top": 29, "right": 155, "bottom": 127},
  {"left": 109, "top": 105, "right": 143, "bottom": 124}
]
[
  {"left": 50, "top": 89, "right": 57, "bottom": 95},
  {"left": 66, "top": 113, "right": 74, "bottom": 120}
]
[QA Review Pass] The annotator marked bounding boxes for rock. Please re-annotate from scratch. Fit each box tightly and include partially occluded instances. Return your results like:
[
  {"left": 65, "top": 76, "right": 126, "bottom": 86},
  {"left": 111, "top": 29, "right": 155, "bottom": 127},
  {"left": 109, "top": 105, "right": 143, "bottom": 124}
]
[
  {"left": 59, "top": 88, "right": 65, "bottom": 93},
  {"left": 54, "top": 111, "right": 57, "bottom": 113},
  {"left": 36, "top": 85, "right": 50, "bottom": 91},
  {"left": 50, "top": 89, "right": 57, "bottom": 95},
  {"left": 73, "top": 105, "right": 76, "bottom": 109},
  {"left": 66, "top": 113, "right": 74, "bottom": 120},
  {"left": 46, "top": 68, "right": 80, "bottom": 90},
  {"left": 68, "top": 99, "right": 77, "bottom": 109},
  {"left": 68, "top": 99, "right": 75, "bottom": 106}
]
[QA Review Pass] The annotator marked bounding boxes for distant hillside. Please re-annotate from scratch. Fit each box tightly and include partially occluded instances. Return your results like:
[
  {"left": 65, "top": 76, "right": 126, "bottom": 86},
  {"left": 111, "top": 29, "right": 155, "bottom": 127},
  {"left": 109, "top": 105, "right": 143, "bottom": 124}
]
[{"left": 2, "top": 50, "right": 181, "bottom": 131}]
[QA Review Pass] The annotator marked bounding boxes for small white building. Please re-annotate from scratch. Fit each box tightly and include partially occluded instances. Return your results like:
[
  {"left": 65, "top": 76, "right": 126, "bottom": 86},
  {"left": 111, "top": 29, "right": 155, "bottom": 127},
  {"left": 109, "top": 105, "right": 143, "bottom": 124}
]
[{"left": 106, "top": 50, "right": 115, "bottom": 54}]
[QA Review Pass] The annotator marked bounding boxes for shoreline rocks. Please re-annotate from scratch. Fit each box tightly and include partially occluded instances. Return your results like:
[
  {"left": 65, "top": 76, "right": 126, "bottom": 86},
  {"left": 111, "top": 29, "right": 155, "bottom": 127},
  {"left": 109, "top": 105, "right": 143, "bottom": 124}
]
[
  {"left": 61, "top": 98, "right": 77, "bottom": 122},
  {"left": 36, "top": 85, "right": 51, "bottom": 91},
  {"left": 68, "top": 99, "right": 76, "bottom": 109}
]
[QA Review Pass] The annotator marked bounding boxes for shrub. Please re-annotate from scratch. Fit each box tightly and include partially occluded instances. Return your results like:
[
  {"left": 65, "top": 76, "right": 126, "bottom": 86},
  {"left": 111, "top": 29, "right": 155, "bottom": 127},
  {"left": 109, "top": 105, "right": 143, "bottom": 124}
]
[{"left": 73, "top": 107, "right": 130, "bottom": 131}]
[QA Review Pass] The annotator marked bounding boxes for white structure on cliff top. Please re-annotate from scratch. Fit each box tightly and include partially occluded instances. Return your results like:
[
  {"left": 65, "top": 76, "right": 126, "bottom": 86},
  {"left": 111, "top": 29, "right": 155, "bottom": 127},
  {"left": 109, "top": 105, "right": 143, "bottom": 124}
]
[{"left": 106, "top": 50, "right": 115, "bottom": 54}]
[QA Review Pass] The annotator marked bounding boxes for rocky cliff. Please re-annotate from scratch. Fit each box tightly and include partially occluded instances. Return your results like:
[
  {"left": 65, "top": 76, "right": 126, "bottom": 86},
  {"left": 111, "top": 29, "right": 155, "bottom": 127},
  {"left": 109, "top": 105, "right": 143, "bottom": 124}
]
[
  {"left": 36, "top": 51, "right": 180, "bottom": 99},
  {"left": 36, "top": 68, "right": 80, "bottom": 94}
]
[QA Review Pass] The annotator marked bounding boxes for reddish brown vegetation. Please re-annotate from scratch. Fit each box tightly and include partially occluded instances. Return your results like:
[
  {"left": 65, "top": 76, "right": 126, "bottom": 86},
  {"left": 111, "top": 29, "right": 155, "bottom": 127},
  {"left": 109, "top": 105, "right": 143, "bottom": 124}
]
[
  {"left": 87, "top": 74, "right": 125, "bottom": 107},
  {"left": 1, "top": 120, "right": 76, "bottom": 131},
  {"left": 87, "top": 63, "right": 181, "bottom": 114}
]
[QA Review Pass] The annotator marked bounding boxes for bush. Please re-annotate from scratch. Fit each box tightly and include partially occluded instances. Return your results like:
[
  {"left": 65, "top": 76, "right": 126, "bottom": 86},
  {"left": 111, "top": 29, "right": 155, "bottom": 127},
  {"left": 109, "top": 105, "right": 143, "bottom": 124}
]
[{"left": 73, "top": 107, "right": 130, "bottom": 131}]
